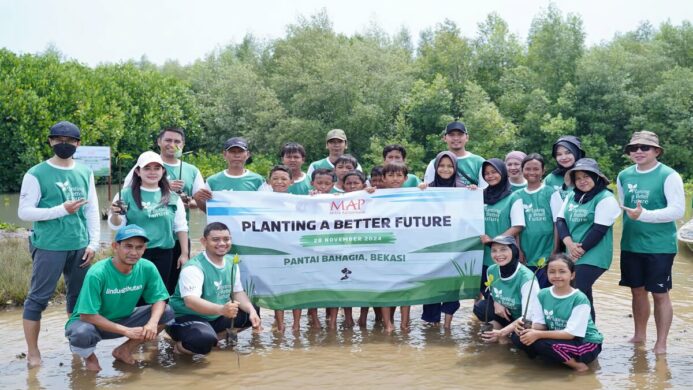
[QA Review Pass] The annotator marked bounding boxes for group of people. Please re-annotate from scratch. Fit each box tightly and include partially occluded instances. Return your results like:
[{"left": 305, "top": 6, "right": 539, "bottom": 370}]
[{"left": 17, "top": 119, "right": 684, "bottom": 372}]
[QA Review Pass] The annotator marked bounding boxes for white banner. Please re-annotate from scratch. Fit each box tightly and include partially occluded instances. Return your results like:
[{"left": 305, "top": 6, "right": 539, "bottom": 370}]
[{"left": 207, "top": 188, "right": 484, "bottom": 309}]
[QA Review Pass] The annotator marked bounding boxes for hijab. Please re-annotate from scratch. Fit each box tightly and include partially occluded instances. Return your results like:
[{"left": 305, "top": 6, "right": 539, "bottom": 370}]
[
  {"left": 500, "top": 243, "right": 521, "bottom": 279},
  {"left": 430, "top": 151, "right": 464, "bottom": 188},
  {"left": 482, "top": 158, "right": 512, "bottom": 205},
  {"left": 551, "top": 136, "right": 585, "bottom": 176},
  {"left": 571, "top": 171, "right": 609, "bottom": 204}
]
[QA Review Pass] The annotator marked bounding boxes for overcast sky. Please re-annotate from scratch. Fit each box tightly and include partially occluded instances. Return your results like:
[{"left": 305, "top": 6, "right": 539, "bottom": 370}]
[{"left": 1, "top": 0, "right": 690, "bottom": 67}]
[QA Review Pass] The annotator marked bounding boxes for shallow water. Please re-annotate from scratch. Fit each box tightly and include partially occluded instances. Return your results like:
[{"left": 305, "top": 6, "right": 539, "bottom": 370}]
[
  {"left": 1, "top": 229, "right": 692, "bottom": 389},
  {"left": 1, "top": 191, "right": 692, "bottom": 389}
]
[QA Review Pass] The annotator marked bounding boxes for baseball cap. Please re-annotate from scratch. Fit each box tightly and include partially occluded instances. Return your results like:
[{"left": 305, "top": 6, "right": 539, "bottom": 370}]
[
  {"left": 135, "top": 151, "right": 165, "bottom": 169},
  {"left": 115, "top": 224, "right": 149, "bottom": 242},
  {"left": 224, "top": 137, "right": 249, "bottom": 151},
  {"left": 326, "top": 129, "right": 347, "bottom": 141},
  {"left": 49, "top": 121, "right": 81, "bottom": 140},
  {"left": 445, "top": 121, "right": 467, "bottom": 134},
  {"left": 489, "top": 235, "right": 517, "bottom": 246}
]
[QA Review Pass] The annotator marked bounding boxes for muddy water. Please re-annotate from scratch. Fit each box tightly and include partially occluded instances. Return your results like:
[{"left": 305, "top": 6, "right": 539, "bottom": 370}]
[{"left": 1, "top": 223, "right": 692, "bottom": 389}]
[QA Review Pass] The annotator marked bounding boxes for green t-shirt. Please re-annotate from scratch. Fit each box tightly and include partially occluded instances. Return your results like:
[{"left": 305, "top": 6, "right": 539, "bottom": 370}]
[
  {"left": 66, "top": 257, "right": 169, "bottom": 329},
  {"left": 206, "top": 169, "right": 264, "bottom": 192},
  {"left": 27, "top": 161, "right": 93, "bottom": 251},
  {"left": 618, "top": 163, "right": 678, "bottom": 253},
  {"left": 537, "top": 287, "right": 603, "bottom": 344},
  {"left": 517, "top": 185, "right": 557, "bottom": 267},
  {"left": 120, "top": 187, "right": 179, "bottom": 249},
  {"left": 170, "top": 252, "right": 238, "bottom": 321},
  {"left": 544, "top": 172, "right": 572, "bottom": 200},
  {"left": 164, "top": 161, "right": 200, "bottom": 221},
  {"left": 456, "top": 154, "right": 485, "bottom": 187},
  {"left": 288, "top": 173, "right": 312, "bottom": 195},
  {"left": 402, "top": 174, "right": 421, "bottom": 188},
  {"left": 487, "top": 263, "right": 537, "bottom": 320},
  {"left": 563, "top": 190, "right": 614, "bottom": 269},
  {"left": 483, "top": 193, "right": 520, "bottom": 266}
]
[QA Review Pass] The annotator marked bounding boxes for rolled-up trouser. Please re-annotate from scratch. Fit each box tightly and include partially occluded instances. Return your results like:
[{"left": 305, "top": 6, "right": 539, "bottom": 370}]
[
  {"left": 421, "top": 301, "right": 461, "bottom": 323},
  {"left": 65, "top": 304, "right": 175, "bottom": 358},
  {"left": 23, "top": 246, "right": 89, "bottom": 321},
  {"left": 167, "top": 309, "right": 255, "bottom": 355}
]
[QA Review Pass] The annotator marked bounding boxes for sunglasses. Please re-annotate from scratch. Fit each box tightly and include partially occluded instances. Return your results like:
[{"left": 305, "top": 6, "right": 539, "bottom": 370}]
[{"left": 626, "top": 144, "right": 653, "bottom": 153}]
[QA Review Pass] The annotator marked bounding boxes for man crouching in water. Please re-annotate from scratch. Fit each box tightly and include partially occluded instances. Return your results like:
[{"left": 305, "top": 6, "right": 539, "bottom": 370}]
[
  {"left": 167, "top": 222, "right": 261, "bottom": 355},
  {"left": 64, "top": 225, "right": 174, "bottom": 371}
]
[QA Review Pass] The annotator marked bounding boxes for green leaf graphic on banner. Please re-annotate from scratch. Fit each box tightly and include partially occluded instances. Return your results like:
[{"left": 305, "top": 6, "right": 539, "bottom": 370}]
[
  {"left": 411, "top": 236, "right": 483, "bottom": 253},
  {"left": 232, "top": 244, "right": 289, "bottom": 255},
  {"left": 300, "top": 233, "right": 396, "bottom": 247}
]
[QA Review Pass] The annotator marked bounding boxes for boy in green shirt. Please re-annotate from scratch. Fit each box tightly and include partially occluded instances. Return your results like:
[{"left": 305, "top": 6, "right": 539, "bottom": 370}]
[
  {"left": 65, "top": 225, "right": 173, "bottom": 371},
  {"left": 306, "top": 129, "right": 362, "bottom": 178},
  {"left": 617, "top": 131, "right": 685, "bottom": 355},
  {"left": 18, "top": 121, "right": 100, "bottom": 367},
  {"left": 382, "top": 144, "right": 421, "bottom": 187},
  {"left": 168, "top": 222, "right": 261, "bottom": 355}
]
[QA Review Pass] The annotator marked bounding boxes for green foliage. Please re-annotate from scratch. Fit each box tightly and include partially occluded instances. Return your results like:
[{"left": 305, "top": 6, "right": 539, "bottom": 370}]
[{"left": 1, "top": 9, "right": 692, "bottom": 191}]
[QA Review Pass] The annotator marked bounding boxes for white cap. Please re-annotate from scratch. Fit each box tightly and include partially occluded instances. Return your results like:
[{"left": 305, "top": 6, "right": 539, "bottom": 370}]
[{"left": 136, "top": 151, "right": 165, "bottom": 169}]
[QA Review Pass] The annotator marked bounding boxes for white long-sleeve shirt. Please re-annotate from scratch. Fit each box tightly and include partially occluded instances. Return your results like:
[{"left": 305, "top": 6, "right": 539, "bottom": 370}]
[{"left": 18, "top": 161, "right": 100, "bottom": 251}]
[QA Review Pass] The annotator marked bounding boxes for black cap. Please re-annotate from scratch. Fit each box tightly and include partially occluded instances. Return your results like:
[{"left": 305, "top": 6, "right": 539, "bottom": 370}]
[
  {"left": 49, "top": 121, "right": 81, "bottom": 140},
  {"left": 224, "top": 137, "right": 249, "bottom": 151},
  {"left": 445, "top": 121, "right": 467, "bottom": 134}
]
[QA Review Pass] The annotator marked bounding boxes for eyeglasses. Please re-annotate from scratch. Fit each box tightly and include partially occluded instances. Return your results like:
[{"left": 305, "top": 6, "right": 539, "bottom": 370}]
[{"left": 626, "top": 144, "right": 653, "bottom": 153}]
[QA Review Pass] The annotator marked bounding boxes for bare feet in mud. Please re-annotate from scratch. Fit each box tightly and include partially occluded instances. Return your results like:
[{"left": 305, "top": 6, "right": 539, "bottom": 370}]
[
  {"left": 112, "top": 344, "right": 136, "bottom": 365},
  {"left": 653, "top": 342, "right": 667, "bottom": 355},
  {"left": 628, "top": 335, "right": 646, "bottom": 343},
  {"left": 85, "top": 353, "right": 102, "bottom": 371},
  {"left": 26, "top": 350, "right": 41, "bottom": 368}
]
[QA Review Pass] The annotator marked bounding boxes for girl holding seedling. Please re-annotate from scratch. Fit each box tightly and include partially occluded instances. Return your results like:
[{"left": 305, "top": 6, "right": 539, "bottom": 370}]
[
  {"left": 516, "top": 154, "right": 563, "bottom": 288},
  {"left": 418, "top": 151, "right": 465, "bottom": 328},
  {"left": 555, "top": 158, "right": 620, "bottom": 321},
  {"left": 473, "top": 235, "right": 540, "bottom": 343},
  {"left": 512, "top": 254, "right": 603, "bottom": 372},
  {"left": 479, "top": 158, "right": 525, "bottom": 297},
  {"left": 544, "top": 136, "right": 585, "bottom": 200},
  {"left": 109, "top": 151, "right": 189, "bottom": 289}
]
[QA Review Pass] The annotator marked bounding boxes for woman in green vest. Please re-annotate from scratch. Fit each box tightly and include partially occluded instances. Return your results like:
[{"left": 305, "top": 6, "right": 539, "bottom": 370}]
[
  {"left": 479, "top": 158, "right": 525, "bottom": 297},
  {"left": 555, "top": 159, "right": 620, "bottom": 321},
  {"left": 109, "top": 151, "right": 189, "bottom": 289}
]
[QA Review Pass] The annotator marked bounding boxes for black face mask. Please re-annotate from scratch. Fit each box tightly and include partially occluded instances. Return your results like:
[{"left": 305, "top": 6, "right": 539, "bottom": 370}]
[{"left": 53, "top": 143, "right": 77, "bottom": 159}]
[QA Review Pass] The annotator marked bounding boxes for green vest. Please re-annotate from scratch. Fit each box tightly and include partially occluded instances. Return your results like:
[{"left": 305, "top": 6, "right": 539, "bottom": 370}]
[
  {"left": 537, "top": 288, "right": 603, "bottom": 344},
  {"left": 483, "top": 193, "right": 518, "bottom": 266},
  {"left": 28, "top": 161, "right": 92, "bottom": 250},
  {"left": 518, "top": 185, "right": 556, "bottom": 266},
  {"left": 206, "top": 170, "right": 264, "bottom": 191},
  {"left": 164, "top": 161, "right": 199, "bottom": 221},
  {"left": 120, "top": 187, "right": 179, "bottom": 249},
  {"left": 618, "top": 164, "right": 678, "bottom": 253},
  {"left": 487, "top": 263, "right": 536, "bottom": 320},
  {"left": 288, "top": 173, "right": 312, "bottom": 195},
  {"left": 510, "top": 182, "right": 528, "bottom": 192},
  {"left": 544, "top": 172, "right": 572, "bottom": 200},
  {"left": 563, "top": 190, "right": 614, "bottom": 269},
  {"left": 170, "top": 252, "right": 237, "bottom": 321},
  {"left": 456, "top": 154, "right": 485, "bottom": 186}
]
